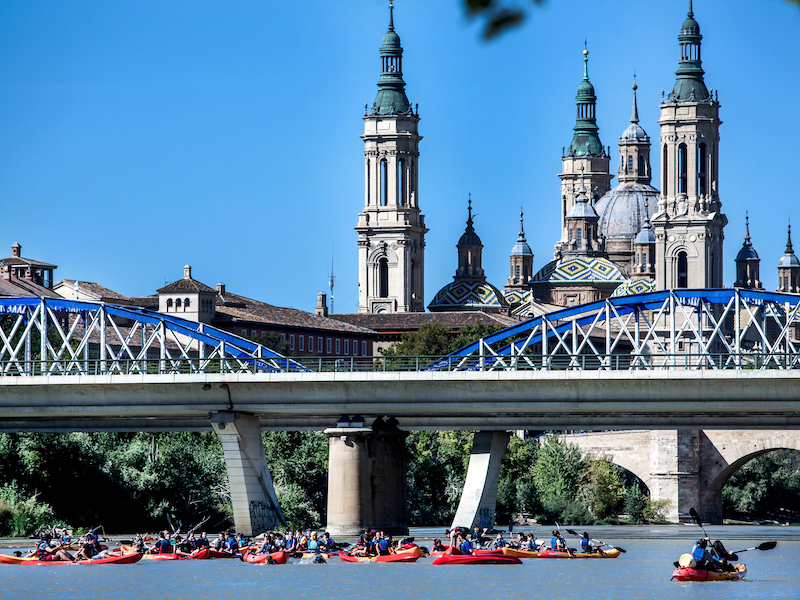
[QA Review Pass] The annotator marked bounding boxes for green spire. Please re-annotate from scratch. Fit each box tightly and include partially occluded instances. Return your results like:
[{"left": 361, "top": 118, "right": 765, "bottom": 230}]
[
  {"left": 670, "top": 0, "right": 709, "bottom": 102},
  {"left": 370, "top": 1, "right": 412, "bottom": 116},
  {"left": 567, "top": 46, "right": 604, "bottom": 158}
]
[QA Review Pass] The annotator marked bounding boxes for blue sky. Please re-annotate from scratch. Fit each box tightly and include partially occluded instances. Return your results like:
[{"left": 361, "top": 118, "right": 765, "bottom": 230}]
[{"left": 1, "top": 0, "right": 798, "bottom": 313}]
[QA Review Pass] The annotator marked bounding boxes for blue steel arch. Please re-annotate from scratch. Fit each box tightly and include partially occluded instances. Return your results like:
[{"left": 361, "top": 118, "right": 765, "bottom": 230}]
[
  {"left": 434, "top": 289, "right": 800, "bottom": 371},
  {"left": 0, "top": 296, "right": 306, "bottom": 374}
]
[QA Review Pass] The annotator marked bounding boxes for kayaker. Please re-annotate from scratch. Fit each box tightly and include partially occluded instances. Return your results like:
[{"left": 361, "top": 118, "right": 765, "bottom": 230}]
[
  {"left": 492, "top": 533, "right": 507, "bottom": 549},
  {"left": 307, "top": 531, "right": 323, "bottom": 553},
  {"left": 472, "top": 526, "right": 483, "bottom": 549},
  {"left": 132, "top": 533, "right": 146, "bottom": 552},
  {"left": 711, "top": 540, "right": 738, "bottom": 572},
  {"left": 580, "top": 532, "right": 594, "bottom": 553},
  {"left": 212, "top": 532, "right": 225, "bottom": 551},
  {"left": 152, "top": 531, "right": 173, "bottom": 554},
  {"left": 174, "top": 535, "right": 193, "bottom": 557},
  {"left": 376, "top": 533, "right": 391, "bottom": 556},
  {"left": 431, "top": 538, "right": 447, "bottom": 552},
  {"left": 224, "top": 531, "right": 239, "bottom": 553},
  {"left": 691, "top": 538, "right": 722, "bottom": 571},
  {"left": 74, "top": 533, "right": 103, "bottom": 560},
  {"left": 322, "top": 531, "right": 335, "bottom": 551},
  {"left": 458, "top": 533, "right": 472, "bottom": 555},
  {"left": 37, "top": 533, "right": 74, "bottom": 562}
]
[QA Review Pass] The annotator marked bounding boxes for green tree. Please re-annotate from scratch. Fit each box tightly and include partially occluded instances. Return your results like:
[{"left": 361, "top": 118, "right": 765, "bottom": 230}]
[
  {"left": 624, "top": 481, "right": 647, "bottom": 524},
  {"left": 380, "top": 322, "right": 453, "bottom": 357},
  {"left": 722, "top": 449, "right": 800, "bottom": 519},
  {"left": 449, "top": 323, "right": 504, "bottom": 354},
  {"left": 496, "top": 435, "right": 539, "bottom": 522},
  {"left": 532, "top": 436, "right": 587, "bottom": 505},
  {"left": 579, "top": 457, "right": 624, "bottom": 520}
]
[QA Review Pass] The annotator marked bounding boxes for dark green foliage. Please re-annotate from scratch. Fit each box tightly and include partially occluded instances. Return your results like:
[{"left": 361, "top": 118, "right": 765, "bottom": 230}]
[
  {"left": 541, "top": 495, "right": 594, "bottom": 525},
  {"left": 722, "top": 450, "right": 800, "bottom": 520},
  {"left": 405, "top": 431, "right": 472, "bottom": 525},
  {"left": 463, "top": 0, "right": 545, "bottom": 39},
  {"left": 262, "top": 431, "right": 328, "bottom": 529},
  {"left": 247, "top": 332, "right": 290, "bottom": 355},
  {"left": 381, "top": 321, "right": 504, "bottom": 358},
  {"left": 496, "top": 435, "right": 540, "bottom": 522},
  {"left": 624, "top": 481, "right": 647, "bottom": 524}
]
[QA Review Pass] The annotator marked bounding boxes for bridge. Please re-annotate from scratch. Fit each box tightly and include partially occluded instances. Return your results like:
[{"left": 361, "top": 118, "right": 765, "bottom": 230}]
[{"left": 1, "top": 290, "right": 799, "bottom": 533}]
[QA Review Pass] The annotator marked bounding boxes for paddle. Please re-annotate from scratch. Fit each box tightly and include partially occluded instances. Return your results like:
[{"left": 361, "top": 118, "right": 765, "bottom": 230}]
[
  {"left": 730, "top": 541, "right": 777, "bottom": 554},
  {"left": 689, "top": 508, "right": 711, "bottom": 540},
  {"left": 555, "top": 522, "right": 572, "bottom": 558},
  {"left": 566, "top": 529, "right": 626, "bottom": 554}
]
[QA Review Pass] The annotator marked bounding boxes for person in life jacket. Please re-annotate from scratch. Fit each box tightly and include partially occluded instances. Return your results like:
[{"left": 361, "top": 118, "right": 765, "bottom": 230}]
[
  {"left": 307, "top": 531, "right": 323, "bottom": 553},
  {"left": 75, "top": 533, "right": 103, "bottom": 560},
  {"left": 550, "top": 531, "right": 566, "bottom": 551},
  {"left": 224, "top": 531, "right": 239, "bottom": 553},
  {"left": 711, "top": 540, "right": 737, "bottom": 572},
  {"left": 492, "top": 533, "right": 507, "bottom": 549},
  {"left": 322, "top": 531, "right": 335, "bottom": 551},
  {"left": 132, "top": 533, "right": 146, "bottom": 552},
  {"left": 195, "top": 531, "right": 210, "bottom": 549},
  {"left": 458, "top": 534, "right": 472, "bottom": 555},
  {"left": 580, "top": 533, "right": 594, "bottom": 553},
  {"left": 376, "top": 533, "right": 391, "bottom": 556},
  {"left": 174, "top": 535, "right": 194, "bottom": 557},
  {"left": 431, "top": 539, "right": 447, "bottom": 552},
  {"left": 37, "top": 533, "right": 74, "bottom": 562},
  {"left": 151, "top": 531, "right": 173, "bottom": 554},
  {"left": 691, "top": 538, "right": 722, "bottom": 571}
]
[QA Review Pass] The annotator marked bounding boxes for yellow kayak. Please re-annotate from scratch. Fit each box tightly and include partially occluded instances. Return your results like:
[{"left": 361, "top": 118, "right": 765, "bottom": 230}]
[{"left": 501, "top": 548, "right": 540, "bottom": 559}]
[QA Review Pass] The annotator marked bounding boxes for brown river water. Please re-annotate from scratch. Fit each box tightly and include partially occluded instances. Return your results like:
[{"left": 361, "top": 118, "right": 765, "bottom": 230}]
[{"left": 2, "top": 526, "right": 799, "bottom": 599}]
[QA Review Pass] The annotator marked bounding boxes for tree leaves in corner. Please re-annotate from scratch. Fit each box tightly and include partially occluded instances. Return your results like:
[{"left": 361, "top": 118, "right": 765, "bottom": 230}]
[{"left": 465, "top": 0, "right": 546, "bottom": 39}]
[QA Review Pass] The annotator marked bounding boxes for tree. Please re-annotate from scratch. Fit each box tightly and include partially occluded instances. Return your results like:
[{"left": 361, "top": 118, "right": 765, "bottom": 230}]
[
  {"left": 624, "top": 481, "right": 647, "bottom": 524},
  {"left": 496, "top": 435, "right": 539, "bottom": 522},
  {"left": 380, "top": 322, "right": 453, "bottom": 357},
  {"left": 579, "top": 457, "right": 624, "bottom": 520}
]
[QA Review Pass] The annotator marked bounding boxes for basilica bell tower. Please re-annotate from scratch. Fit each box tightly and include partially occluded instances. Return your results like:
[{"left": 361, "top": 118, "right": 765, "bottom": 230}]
[
  {"left": 652, "top": 1, "right": 726, "bottom": 289},
  {"left": 355, "top": 3, "right": 426, "bottom": 314}
]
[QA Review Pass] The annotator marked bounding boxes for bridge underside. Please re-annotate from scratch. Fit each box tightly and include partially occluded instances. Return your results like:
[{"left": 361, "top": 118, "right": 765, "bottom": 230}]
[{"left": 1, "top": 371, "right": 798, "bottom": 432}]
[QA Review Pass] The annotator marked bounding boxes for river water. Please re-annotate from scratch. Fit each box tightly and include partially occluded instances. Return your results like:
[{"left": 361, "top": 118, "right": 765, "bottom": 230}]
[{"left": 3, "top": 526, "right": 798, "bottom": 599}]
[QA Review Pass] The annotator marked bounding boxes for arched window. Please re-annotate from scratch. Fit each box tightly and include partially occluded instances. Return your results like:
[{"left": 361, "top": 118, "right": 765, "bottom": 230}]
[
  {"left": 166, "top": 298, "right": 173, "bottom": 311},
  {"left": 176, "top": 298, "right": 182, "bottom": 309},
  {"left": 677, "top": 251, "right": 688, "bottom": 288},
  {"left": 638, "top": 155, "right": 645, "bottom": 177},
  {"left": 184, "top": 298, "right": 190, "bottom": 311},
  {"left": 678, "top": 144, "right": 688, "bottom": 194},
  {"left": 380, "top": 160, "right": 388, "bottom": 206},
  {"left": 410, "top": 259, "right": 416, "bottom": 298},
  {"left": 397, "top": 159, "right": 404, "bottom": 206},
  {"left": 378, "top": 258, "right": 389, "bottom": 298},
  {"left": 697, "top": 143, "right": 707, "bottom": 196},
  {"left": 576, "top": 227, "right": 583, "bottom": 247},
  {"left": 662, "top": 144, "right": 668, "bottom": 194},
  {"left": 367, "top": 160, "right": 371, "bottom": 206},
  {"left": 627, "top": 155, "right": 633, "bottom": 172}
]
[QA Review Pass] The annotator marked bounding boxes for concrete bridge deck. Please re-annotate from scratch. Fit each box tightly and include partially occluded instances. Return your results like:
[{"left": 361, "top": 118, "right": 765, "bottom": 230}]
[{"left": 1, "top": 369, "right": 798, "bottom": 431}]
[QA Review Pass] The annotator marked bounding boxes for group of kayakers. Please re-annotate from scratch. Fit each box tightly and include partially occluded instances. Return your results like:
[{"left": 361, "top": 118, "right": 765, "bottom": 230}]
[
  {"left": 31, "top": 531, "right": 114, "bottom": 562},
  {"left": 350, "top": 529, "right": 397, "bottom": 557},
  {"left": 440, "top": 526, "right": 605, "bottom": 555},
  {"left": 687, "top": 537, "right": 739, "bottom": 572}
]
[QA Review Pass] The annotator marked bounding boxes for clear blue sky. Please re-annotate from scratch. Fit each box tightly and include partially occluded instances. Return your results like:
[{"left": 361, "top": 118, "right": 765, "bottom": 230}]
[{"left": 1, "top": 0, "right": 798, "bottom": 313}]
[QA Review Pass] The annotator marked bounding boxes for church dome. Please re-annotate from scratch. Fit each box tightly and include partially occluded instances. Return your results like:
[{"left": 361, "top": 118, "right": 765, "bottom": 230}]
[
  {"left": 611, "top": 277, "right": 657, "bottom": 297},
  {"left": 621, "top": 122, "right": 648, "bottom": 141},
  {"left": 428, "top": 280, "right": 509, "bottom": 311},
  {"left": 381, "top": 30, "right": 401, "bottom": 50},
  {"left": 634, "top": 219, "right": 656, "bottom": 245},
  {"left": 595, "top": 183, "right": 659, "bottom": 241},
  {"left": 566, "top": 197, "right": 598, "bottom": 219},
  {"left": 779, "top": 253, "right": 800, "bottom": 268},
  {"left": 532, "top": 256, "right": 627, "bottom": 284},
  {"left": 736, "top": 244, "right": 759, "bottom": 261}
]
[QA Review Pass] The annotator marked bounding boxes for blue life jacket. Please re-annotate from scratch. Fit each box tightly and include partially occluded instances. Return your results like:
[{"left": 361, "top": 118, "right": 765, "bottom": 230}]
[
  {"left": 692, "top": 546, "right": 707, "bottom": 562},
  {"left": 580, "top": 538, "right": 590, "bottom": 552},
  {"left": 308, "top": 539, "right": 321, "bottom": 551},
  {"left": 551, "top": 537, "right": 559, "bottom": 550},
  {"left": 459, "top": 540, "right": 472, "bottom": 554},
  {"left": 157, "top": 539, "right": 172, "bottom": 553},
  {"left": 37, "top": 541, "right": 51, "bottom": 560},
  {"left": 379, "top": 539, "right": 389, "bottom": 552}
]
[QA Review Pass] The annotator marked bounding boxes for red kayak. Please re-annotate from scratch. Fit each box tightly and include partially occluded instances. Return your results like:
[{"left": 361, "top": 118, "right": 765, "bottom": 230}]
[
  {"left": 339, "top": 553, "right": 419, "bottom": 563},
  {"left": 672, "top": 564, "right": 747, "bottom": 581},
  {"left": 207, "top": 549, "right": 240, "bottom": 559},
  {"left": 143, "top": 548, "right": 209, "bottom": 561},
  {"left": 432, "top": 554, "right": 522, "bottom": 565},
  {"left": 472, "top": 549, "right": 506, "bottom": 556},
  {"left": 242, "top": 550, "right": 288, "bottom": 564},
  {"left": 18, "top": 553, "right": 143, "bottom": 566}
]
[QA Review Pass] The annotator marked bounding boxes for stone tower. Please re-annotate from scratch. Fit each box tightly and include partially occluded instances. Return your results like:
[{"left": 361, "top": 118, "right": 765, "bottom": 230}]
[
  {"left": 734, "top": 215, "right": 762, "bottom": 289},
  {"left": 356, "top": 3, "right": 427, "bottom": 314},
  {"left": 652, "top": 1, "right": 726, "bottom": 289},
  {"left": 506, "top": 208, "right": 534, "bottom": 291},
  {"left": 556, "top": 48, "right": 612, "bottom": 258},
  {"left": 777, "top": 224, "right": 800, "bottom": 293}
]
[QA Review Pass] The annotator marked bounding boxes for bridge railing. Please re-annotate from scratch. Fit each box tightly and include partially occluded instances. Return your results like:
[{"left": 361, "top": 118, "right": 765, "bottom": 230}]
[{"left": 1, "top": 351, "right": 799, "bottom": 376}]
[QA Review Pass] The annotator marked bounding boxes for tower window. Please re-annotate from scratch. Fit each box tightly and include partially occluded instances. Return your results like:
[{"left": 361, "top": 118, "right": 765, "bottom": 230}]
[
  {"left": 627, "top": 155, "right": 633, "bottom": 172},
  {"left": 576, "top": 227, "right": 583, "bottom": 247},
  {"left": 410, "top": 259, "right": 416, "bottom": 298},
  {"left": 662, "top": 144, "right": 668, "bottom": 195},
  {"left": 697, "top": 143, "right": 707, "bottom": 196},
  {"left": 166, "top": 298, "right": 173, "bottom": 311},
  {"left": 677, "top": 251, "right": 688, "bottom": 288},
  {"left": 176, "top": 298, "right": 182, "bottom": 309},
  {"left": 378, "top": 258, "right": 389, "bottom": 298},
  {"left": 367, "top": 160, "right": 371, "bottom": 206},
  {"left": 678, "top": 144, "right": 688, "bottom": 194},
  {"left": 397, "top": 159, "right": 404, "bottom": 206},
  {"left": 380, "top": 159, "right": 388, "bottom": 206},
  {"left": 184, "top": 298, "right": 190, "bottom": 310},
  {"left": 638, "top": 155, "right": 645, "bottom": 177}
]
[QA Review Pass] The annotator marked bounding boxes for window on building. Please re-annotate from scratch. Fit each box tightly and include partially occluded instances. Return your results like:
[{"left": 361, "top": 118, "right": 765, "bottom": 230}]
[
  {"left": 662, "top": 144, "right": 668, "bottom": 194},
  {"left": 576, "top": 227, "right": 583, "bottom": 247},
  {"left": 318, "top": 337, "right": 323, "bottom": 353},
  {"left": 627, "top": 155, "right": 633, "bottom": 172},
  {"left": 643, "top": 251, "right": 648, "bottom": 267},
  {"left": 299, "top": 335, "right": 304, "bottom": 351},
  {"left": 167, "top": 299, "right": 173, "bottom": 311},
  {"left": 397, "top": 159, "right": 404, "bottom": 206},
  {"left": 380, "top": 160, "right": 388, "bottom": 206},
  {"left": 638, "top": 155, "right": 645, "bottom": 177},
  {"left": 515, "top": 265, "right": 520, "bottom": 279},
  {"left": 242, "top": 329, "right": 248, "bottom": 336},
  {"left": 327, "top": 338, "right": 332, "bottom": 354},
  {"left": 569, "top": 228, "right": 573, "bottom": 242},
  {"left": 677, "top": 251, "right": 688, "bottom": 288},
  {"left": 353, "top": 340, "right": 359, "bottom": 356},
  {"left": 184, "top": 298, "right": 190, "bottom": 310},
  {"left": 379, "top": 258, "right": 389, "bottom": 298},
  {"left": 410, "top": 259, "right": 416, "bottom": 299},
  {"left": 678, "top": 143, "right": 688, "bottom": 194},
  {"left": 367, "top": 160, "right": 371, "bottom": 206},
  {"left": 697, "top": 143, "right": 707, "bottom": 196},
  {"left": 344, "top": 339, "right": 349, "bottom": 355},
  {"left": 289, "top": 334, "right": 295, "bottom": 351},
  {"left": 362, "top": 341, "right": 368, "bottom": 356},
  {"left": 335, "top": 339, "right": 341, "bottom": 354},
  {"left": 280, "top": 333, "right": 286, "bottom": 342},
  {"left": 176, "top": 298, "right": 182, "bottom": 309}
]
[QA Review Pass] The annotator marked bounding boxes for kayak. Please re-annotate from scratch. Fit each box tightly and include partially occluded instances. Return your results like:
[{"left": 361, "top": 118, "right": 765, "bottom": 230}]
[
  {"left": 207, "top": 549, "right": 240, "bottom": 559},
  {"left": 143, "top": 548, "right": 209, "bottom": 561},
  {"left": 242, "top": 550, "right": 289, "bottom": 564},
  {"left": 472, "top": 549, "right": 506, "bottom": 557},
  {"left": 501, "top": 547, "right": 540, "bottom": 559},
  {"left": 17, "top": 553, "right": 143, "bottom": 566},
  {"left": 293, "top": 551, "right": 337, "bottom": 559},
  {"left": 339, "top": 553, "right": 419, "bottom": 563},
  {"left": 538, "top": 548, "right": 622, "bottom": 559},
  {"left": 432, "top": 554, "right": 522, "bottom": 565},
  {"left": 395, "top": 546, "right": 425, "bottom": 557},
  {"left": 672, "top": 564, "right": 747, "bottom": 581}
]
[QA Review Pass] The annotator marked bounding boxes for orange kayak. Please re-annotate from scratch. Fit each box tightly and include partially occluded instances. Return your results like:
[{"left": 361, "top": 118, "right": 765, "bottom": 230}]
[
  {"left": 672, "top": 564, "right": 746, "bottom": 581},
  {"left": 17, "top": 553, "right": 143, "bottom": 566},
  {"left": 339, "top": 553, "right": 419, "bottom": 563},
  {"left": 242, "top": 550, "right": 288, "bottom": 564}
]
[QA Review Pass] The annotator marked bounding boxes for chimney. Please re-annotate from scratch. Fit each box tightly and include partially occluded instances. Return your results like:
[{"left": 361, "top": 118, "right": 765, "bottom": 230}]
[
  {"left": 11, "top": 243, "right": 21, "bottom": 258},
  {"left": 216, "top": 283, "right": 225, "bottom": 296},
  {"left": 316, "top": 292, "right": 328, "bottom": 317},
  {"left": 183, "top": 265, "right": 192, "bottom": 279}
]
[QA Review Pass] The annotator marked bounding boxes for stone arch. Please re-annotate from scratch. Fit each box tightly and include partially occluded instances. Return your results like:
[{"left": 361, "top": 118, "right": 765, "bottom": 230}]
[
  {"left": 697, "top": 430, "right": 800, "bottom": 522},
  {"left": 563, "top": 431, "right": 654, "bottom": 494}
]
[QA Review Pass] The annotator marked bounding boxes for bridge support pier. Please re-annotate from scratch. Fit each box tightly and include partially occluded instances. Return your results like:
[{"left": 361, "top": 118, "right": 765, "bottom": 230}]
[
  {"left": 451, "top": 431, "right": 510, "bottom": 531},
  {"left": 210, "top": 412, "right": 285, "bottom": 536},
  {"left": 325, "top": 428, "right": 408, "bottom": 537}
]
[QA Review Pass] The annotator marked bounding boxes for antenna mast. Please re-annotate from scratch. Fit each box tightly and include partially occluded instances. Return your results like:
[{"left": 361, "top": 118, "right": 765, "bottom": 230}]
[{"left": 329, "top": 253, "right": 335, "bottom": 315}]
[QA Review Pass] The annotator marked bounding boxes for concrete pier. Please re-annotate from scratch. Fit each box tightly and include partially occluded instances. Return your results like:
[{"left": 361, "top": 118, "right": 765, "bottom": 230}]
[
  {"left": 210, "top": 411, "right": 285, "bottom": 535},
  {"left": 451, "top": 431, "right": 510, "bottom": 531},
  {"left": 325, "top": 428, "right": 408, "bottom": 537}
]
